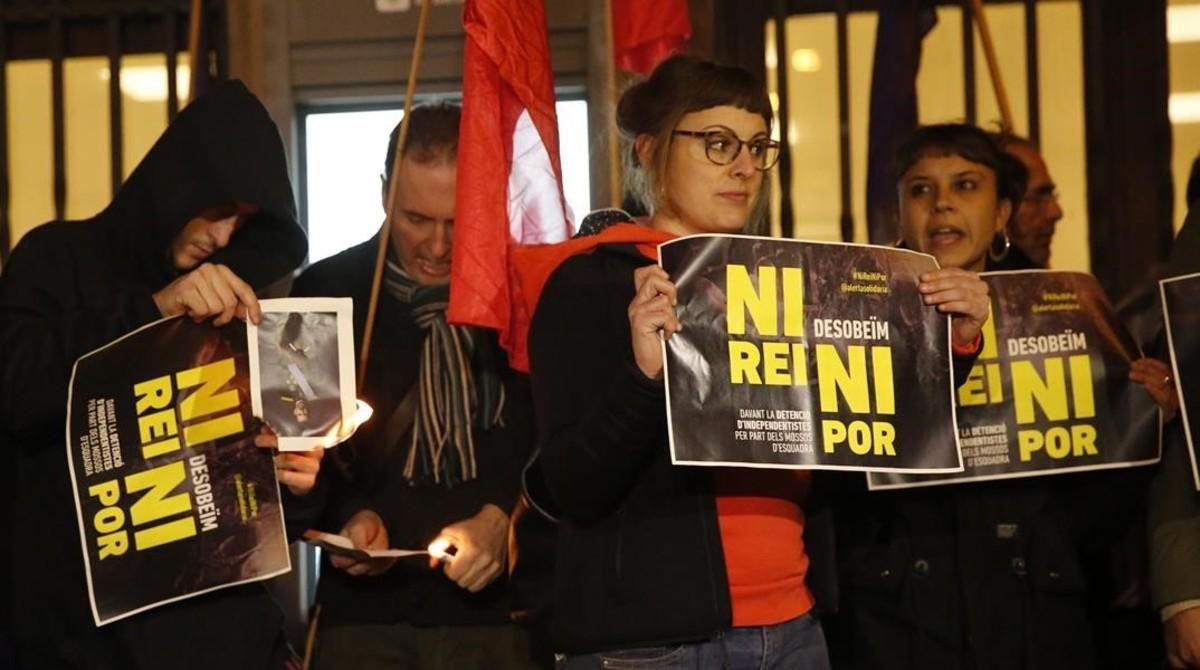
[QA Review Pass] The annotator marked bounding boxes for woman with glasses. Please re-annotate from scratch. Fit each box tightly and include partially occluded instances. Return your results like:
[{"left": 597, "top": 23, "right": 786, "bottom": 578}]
[{"left": 524, "top": 55, "right": 828, "bottom": 669}]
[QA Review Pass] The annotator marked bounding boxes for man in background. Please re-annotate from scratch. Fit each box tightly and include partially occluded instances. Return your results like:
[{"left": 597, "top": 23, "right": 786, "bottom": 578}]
[{"left": 991, "top": 133, "right": 1063, "bottom": 270}]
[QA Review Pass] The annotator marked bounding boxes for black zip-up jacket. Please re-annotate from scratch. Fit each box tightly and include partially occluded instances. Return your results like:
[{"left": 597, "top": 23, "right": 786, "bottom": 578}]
[
  {"left": 0, "top": 80, "right": 307, "bottom": 669},
  {"left": 529, "top": 245, "right": 732, "bottom": 654},
  {"left": 824, "top": 255, "right": 1156, "bottom": 670},
  {"left": 284, "top": 234, "right": 536, "bottom": 628}
]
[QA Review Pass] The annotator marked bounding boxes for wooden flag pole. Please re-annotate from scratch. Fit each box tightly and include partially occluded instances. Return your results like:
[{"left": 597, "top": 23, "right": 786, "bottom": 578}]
[
  {"left": 969, "top": 0, "right": 1014, "bottom": 132},
  {"left": 186, "top": 0, "right": 203, "bottom": 103},
  {"left": 358, "top": 0, "right": 433, "bottom": 392},
  {"left": 605, "top": 0, "right": 621, "bottom": 208}
]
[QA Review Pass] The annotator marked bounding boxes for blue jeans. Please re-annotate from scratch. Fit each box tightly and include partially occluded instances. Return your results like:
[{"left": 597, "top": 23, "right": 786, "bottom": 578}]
[{"left": 556, "top": 612, "right": 830, "bottom": 669}]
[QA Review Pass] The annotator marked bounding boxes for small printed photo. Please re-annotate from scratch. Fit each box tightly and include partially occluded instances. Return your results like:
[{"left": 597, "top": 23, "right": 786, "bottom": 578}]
[{"left": 249, "top": 298, "right": 355, "bottom": 450}]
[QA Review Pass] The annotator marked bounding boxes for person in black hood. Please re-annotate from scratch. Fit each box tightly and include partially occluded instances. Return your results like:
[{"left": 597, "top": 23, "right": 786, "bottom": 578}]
[{"left": 1, "top": 80, "right": 316, "bottom": 669}]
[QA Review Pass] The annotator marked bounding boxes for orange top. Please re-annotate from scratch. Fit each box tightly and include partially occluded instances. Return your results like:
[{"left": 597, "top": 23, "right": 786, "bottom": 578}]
[{"left": 714, "top": 468, "right": 815, "bottom": 627}]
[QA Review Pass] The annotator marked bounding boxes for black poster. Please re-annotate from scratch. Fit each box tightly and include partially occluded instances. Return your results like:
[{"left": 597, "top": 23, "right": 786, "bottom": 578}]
[
  {"left": 660, "top": 234, "right": 961, "bottom": 473},
  {"left": 871, "top": 270, "right": 1160, "bottom": 490},
  {"left": 67, "top": 317, "right": 289, "bottom": 625}
]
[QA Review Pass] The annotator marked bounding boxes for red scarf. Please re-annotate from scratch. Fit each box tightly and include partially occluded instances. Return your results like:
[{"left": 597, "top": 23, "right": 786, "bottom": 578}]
[{"left": 506, "top": 223, "right": 676, "bottom": 371}]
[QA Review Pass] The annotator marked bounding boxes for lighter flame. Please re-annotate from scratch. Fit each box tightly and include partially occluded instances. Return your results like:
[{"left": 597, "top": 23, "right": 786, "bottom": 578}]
[{"left": 427, "top": 538, "right": 453, "bottom": 561}]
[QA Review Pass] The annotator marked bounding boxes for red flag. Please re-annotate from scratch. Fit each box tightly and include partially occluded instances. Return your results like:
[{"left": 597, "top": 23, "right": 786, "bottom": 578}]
[
  {"left": 611, "top": 0, "right": 691, "bottom": 75},
  {"left": 449, "top": 0, "right": 571, "bottom": 345}
]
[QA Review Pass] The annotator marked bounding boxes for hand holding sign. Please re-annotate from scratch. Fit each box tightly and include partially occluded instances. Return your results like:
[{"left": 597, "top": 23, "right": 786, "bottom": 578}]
[
  {"left": 1129, "top": 357, "right": 1179, "bottom": 423},
  {"left": 919, "top": 267, "right": 991, "bottom": 347},
  {"left": 629, "top": 265, "right": 682, "bottom": 380}
]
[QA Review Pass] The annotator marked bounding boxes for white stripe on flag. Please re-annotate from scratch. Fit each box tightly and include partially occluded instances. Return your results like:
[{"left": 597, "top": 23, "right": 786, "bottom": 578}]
[{"left": 507, "top": 108, "right": 571, "bottom": 244}]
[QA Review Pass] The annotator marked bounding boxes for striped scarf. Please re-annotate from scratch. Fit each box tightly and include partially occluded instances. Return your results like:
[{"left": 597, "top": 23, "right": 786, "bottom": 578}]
[{"left": 384, "top": 256, "right": 506, "bottom": 485}]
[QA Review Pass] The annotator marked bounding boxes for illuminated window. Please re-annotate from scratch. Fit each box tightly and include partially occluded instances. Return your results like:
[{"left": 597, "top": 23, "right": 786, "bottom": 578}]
[
  {"left": 6, "top": 56, "right": 188, "bottom": 249},
  {"left": 1169, "top": 0, "right": 1200, "bottom": 227},
  {"left": 300, "top": 99, "right": 591, "bottom": 264},
  {"left": 766, "top": 3, "right": 1090, "bottom": 272}
]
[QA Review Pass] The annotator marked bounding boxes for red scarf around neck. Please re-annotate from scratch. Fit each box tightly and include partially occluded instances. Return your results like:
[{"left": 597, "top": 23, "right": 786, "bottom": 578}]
[{"left": 506, "top": 222, "right": 676, "bottom": 372}]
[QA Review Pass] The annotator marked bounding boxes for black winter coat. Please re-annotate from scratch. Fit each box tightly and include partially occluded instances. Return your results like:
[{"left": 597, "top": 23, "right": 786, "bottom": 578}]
[
  {"left": 826, "top": 256, "right": 1154, "bottom": 670},
  {"left": 827, "top": 469, "right": 1150, "bottom": 669},
  {"left": 0, "top": 80, "right": 307, "bottom": 669},
  {"left": 284, "top": 234, "right": 536, "bottom": 629},
  {"left": 529, "top": 245, "right": 734, "bottom": 654}
]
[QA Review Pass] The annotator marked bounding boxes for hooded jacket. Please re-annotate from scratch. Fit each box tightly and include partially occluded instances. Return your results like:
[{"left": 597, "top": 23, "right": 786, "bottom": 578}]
[{"left": 0, "top": 80, "right": 306, "bottom": 669}]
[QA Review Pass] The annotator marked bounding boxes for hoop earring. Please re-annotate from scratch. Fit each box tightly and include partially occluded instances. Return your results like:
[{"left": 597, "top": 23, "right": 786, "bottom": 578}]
[{"left": 989, "top": 230, "right": 1011, "bottom": 262}]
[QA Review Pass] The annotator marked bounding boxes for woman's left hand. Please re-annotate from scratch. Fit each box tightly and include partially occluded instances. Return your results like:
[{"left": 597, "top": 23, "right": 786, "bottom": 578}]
[
  {"left": 1129, "top": 357, "right": 1179, "bottom": 422},
  {"left": 919, "top": 268, "right": 991, "bottom": 348},
  {"left": 255, "top": 427, "right": 325, "bottom": 496}
]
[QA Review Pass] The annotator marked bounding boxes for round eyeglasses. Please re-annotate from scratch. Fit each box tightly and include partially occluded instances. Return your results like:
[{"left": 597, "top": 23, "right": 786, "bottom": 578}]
[{"left": 672, "top": 128, "right": 781, "bottom": 171}]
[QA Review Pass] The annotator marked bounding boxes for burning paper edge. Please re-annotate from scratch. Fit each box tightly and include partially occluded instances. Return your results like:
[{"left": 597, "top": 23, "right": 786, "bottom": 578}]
[
  {"left": 273, "top": 399, "right": 374, "bottom": 452},
  {"left": 301, "top": 529, "right": 429, "bottom": 559}
]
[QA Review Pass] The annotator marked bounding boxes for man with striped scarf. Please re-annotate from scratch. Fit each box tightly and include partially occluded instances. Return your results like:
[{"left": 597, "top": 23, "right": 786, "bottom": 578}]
[{"left": 285, "top": 102, "right": 539, "bottom": 670}]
